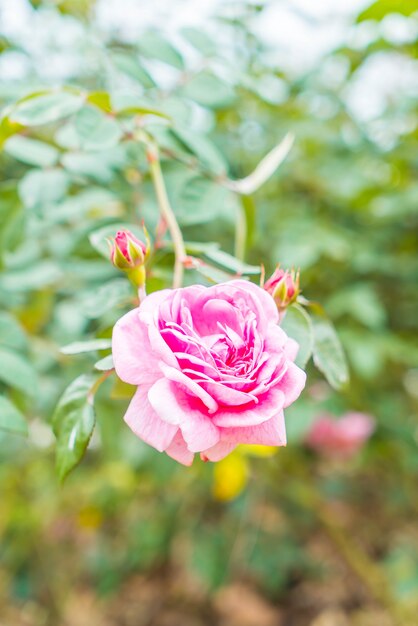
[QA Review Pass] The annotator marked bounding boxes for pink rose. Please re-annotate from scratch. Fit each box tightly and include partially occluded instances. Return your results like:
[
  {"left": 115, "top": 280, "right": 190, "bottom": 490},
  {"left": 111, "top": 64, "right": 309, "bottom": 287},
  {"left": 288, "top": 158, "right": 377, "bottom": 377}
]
[
  {"left": 112, "top": 280, "right": 306, "bottom": 465},
  {"left": 306, "top": 412, "right": 375, "bottom": 459}
]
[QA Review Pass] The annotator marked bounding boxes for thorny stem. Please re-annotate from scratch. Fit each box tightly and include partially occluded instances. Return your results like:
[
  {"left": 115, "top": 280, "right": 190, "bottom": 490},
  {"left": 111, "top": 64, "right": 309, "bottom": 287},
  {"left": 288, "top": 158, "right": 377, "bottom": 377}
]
[{"left": 147, "top": 144, "right": 186, "bottom": 289}]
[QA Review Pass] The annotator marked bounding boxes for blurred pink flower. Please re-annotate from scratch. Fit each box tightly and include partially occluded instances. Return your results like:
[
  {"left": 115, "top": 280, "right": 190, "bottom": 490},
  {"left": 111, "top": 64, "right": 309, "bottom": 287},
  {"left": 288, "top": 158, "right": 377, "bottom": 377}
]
[
  {"left": 306, "top": 412, "right": 375, "bottom": 458},
  {"left": 112, "top": 280, "right": 306, "bottom": 465}
]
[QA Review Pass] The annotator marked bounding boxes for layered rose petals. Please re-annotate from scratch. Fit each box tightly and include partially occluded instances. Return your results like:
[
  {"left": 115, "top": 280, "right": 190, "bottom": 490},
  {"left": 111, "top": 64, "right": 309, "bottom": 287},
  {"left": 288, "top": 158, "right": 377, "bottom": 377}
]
[{"left": 112, "top": 280, "right": 306, "bottom": 464}]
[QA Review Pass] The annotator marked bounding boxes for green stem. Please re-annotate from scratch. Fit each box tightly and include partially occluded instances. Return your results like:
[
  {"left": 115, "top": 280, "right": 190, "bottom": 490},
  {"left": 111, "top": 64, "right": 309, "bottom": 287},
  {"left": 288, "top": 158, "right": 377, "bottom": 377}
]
[
  {"left": 235, "top": 195, "right": 256, "bottom": 262},
  {"left": 88, "top": 370, "right": 113, "bottom": 404},
  {"left": 234, "top": 202, "right": 247, "bottom": 262},
  {"left": 147, "top": 145, "right": 186, "bottom": 289}
]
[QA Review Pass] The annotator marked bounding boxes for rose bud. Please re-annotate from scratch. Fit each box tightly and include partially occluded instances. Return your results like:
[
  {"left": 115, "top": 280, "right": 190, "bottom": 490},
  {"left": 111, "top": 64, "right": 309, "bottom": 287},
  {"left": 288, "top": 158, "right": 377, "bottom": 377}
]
[
  {"left": 264, "top": 266, "right": 300, "bottom": 310},
  {"left": 305, "top": 412, "right": 375, "bottom": 459},
  {"left": 110, "top": 229, "right": 150, "bottom": 290}
]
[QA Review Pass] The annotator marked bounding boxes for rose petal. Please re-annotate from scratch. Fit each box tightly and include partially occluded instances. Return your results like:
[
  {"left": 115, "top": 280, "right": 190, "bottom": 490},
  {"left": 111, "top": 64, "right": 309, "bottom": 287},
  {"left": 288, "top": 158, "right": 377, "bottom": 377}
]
[
  {"left": 124, "top": 386, "right": 178, "bottom": 451},
  {"left": 200, "top": 380, "right": 257, "bottom": 406},
  {"left": 195, "top": 299, "right": 242, "bottom": 336},
  {"left": 112, "top": 309, "right": 159, "bottom": 385},
  {"left": 200, "top": 440, "right": 236, "bottom": 462},
  {"left": 146, "top": 323, "right": 180, "bottom": 370},
  {"left": 221, "top": 412, "right": 286, "bottom": 446},
  {"left": 139, "top": 288, "right": 172, "bottom": 315},
  {"left": 212, "top": 385, "right": 285, "bottom": 427},
  {"left": 159, "top": 363, "right": 219, "bottom": 414},
  {"left": 228, "top": 279, "right": 279, "bottom": 325},
  {"left": 283, "top": 337, "right": 299, "bottom": 362},
  {"left": 281, "top": 362, "right": 306, "bottom": 408},
  {"left": 264, "top": 323, "right": 288, "bottom": 352},
  {"left": 165, "top": 430, "right": 195, "bottom": 466},
  {"left": 148, "top": 378, "right": 220, "bottom": 452}
]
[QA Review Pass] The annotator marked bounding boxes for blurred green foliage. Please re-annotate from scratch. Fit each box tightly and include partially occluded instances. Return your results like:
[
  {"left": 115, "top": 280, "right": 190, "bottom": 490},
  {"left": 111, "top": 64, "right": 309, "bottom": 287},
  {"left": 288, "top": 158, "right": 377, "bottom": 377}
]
[{"left": 0, "top": 0, "right": 417, "bottom": 624}]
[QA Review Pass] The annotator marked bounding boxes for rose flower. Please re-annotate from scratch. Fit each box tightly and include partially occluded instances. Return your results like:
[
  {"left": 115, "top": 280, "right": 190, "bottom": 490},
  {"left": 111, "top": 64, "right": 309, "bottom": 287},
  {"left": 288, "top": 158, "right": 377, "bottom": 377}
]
[{"left": 112, "top": 280, "right": 306, "bottom": 465}]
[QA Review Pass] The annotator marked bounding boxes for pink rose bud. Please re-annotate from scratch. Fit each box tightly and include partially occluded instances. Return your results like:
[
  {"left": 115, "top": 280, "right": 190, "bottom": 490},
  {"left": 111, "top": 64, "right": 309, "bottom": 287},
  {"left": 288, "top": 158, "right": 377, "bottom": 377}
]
[
  {"left": 306, "top": 412, "right": 375, "bottom": 459},
  {"left": 264, "top": 266, "right": 300, "bottom": 310},
  {"left": 110, "top": 229, "right": 150, "bottom": 288}
]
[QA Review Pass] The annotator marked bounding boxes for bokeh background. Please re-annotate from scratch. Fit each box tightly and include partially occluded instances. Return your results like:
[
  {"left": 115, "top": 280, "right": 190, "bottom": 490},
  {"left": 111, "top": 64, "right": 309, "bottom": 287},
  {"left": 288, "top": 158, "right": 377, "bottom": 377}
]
[{"left": 0, "top": 1, "right": 417, "bottom": 625}]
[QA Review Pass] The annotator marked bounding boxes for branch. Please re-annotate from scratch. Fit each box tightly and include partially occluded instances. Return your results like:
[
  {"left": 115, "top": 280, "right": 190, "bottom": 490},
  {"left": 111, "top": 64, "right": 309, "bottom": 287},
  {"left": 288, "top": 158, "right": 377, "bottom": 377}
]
[{"left": 147, "top": 145, "right": 186, "bottom": 289}]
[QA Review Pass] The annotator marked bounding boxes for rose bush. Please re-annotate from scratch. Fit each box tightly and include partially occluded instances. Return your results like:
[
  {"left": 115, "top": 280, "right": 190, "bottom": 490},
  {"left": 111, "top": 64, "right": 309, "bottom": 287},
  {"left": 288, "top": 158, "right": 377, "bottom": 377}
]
[{"left": 113, "top": 280, "right": 306, "bottom": 465}]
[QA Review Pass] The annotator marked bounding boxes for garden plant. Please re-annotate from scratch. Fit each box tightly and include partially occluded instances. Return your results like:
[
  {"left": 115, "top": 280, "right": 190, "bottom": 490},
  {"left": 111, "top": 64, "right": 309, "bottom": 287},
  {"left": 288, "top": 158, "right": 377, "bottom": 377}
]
[{"left": 0, "top": 1, "right": 417, "bottom": 624}]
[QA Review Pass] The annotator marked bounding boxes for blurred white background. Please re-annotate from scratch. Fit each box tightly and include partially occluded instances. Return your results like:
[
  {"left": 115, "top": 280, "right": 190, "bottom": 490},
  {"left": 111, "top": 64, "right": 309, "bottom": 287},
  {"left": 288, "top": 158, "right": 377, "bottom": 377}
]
[{"left": 0, "top": 0, "right": 417, "bottom": 126}]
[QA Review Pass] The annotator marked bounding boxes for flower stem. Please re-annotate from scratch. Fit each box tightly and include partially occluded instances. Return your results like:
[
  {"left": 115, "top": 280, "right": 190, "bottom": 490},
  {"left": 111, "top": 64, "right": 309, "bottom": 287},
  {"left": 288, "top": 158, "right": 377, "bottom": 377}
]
[
  {"left": 234, "top": 202, "right": 247, "bottom": 262},
  {"left": 147, "top": 145, "right": 186, "bottom": 289},
  {"left": 88, "top": 370, "right": 113, "bottom": 405}
]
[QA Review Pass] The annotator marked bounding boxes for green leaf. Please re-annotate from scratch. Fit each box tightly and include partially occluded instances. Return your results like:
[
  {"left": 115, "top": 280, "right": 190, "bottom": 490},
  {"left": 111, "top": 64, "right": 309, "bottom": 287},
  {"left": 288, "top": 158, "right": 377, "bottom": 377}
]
[
  {"left": 170, "top": 127, "right": 228, "bottom": 175},
  {"left": 326, "top": 284, "right": 387, "bottom": 330},
  {"left": 0, "top": 395, "right": 28, "bottom": 435},
  {"left": 0, "top": 115, "right": 24, "bottom": 148},
  {"left": 74, "top": 106, "right": 122, "bottom": 151},
  {"left": 61, "top": 145, "right": 126, "bottom": 183},
  {"left": 357, "top": 0, "right": 418, "bottom": 21},
  {"left": 280, "top": 304, "right": 313, "bottom": 369},
  {"left": 166, "top": 171, "right": 230, "bottom": 225},
  {"left": 309, "top": 305, "right": 349, "bottom": 390},
  {"left": 183, "top": 240, "right": 260, "bottom": 275},
  {"left": 0, "top": 347, "right": 37, "bottom": 395},
  {"left": 0, "top": 261, "right": 62, "bottom": 291},
  {"left": 194, "top": 263, "right": 237, "bottom": 284},
  {"left": 18, "top": 168, "right": 69, "bottom": 210},
  {"left": 138, "top": 31, "right": 184, "bottom": 69},
  {"left": 0, "top": 312, "right": 28, "bottom": 351},
  {"left": 11, "top": 91, "right": 83, "bottom": 126},
  {"left": 60, "top": 338, "right": 112, "bottom": 355},
  {"left": 94, "top": 355, "right": 114, "bottom": 371},
  {"left": 52, "top": 374, "right": 98, "bottom": 481},
  {"left": 181, "top": 71, "right": 235, "bottom": 109},
  {"left": 180, "top": 27, "right": 216, "bottom": 56},
  {"left": 4, "top": 135, "right": 59, "bottom": 167},
  {"left": 78, "top": 279, "right": 133, "bottom": 319},
  {"left": 86, "top": 91, "right": 113, "bottom": 113},
  {"left": 50, "top": 188, "right": 120, "bottom": 221},
  {"left": 116, "top": 105, "right": 171, "bottom": 120},
  {"left": 0, "top": 182, "right": 25, "bottom": 262},
  {"left": 112, "top": 52, "right": 156, "bottom": 88},
  {"left": 201, "top": 248, "right": 261, "bottom": 276}
]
